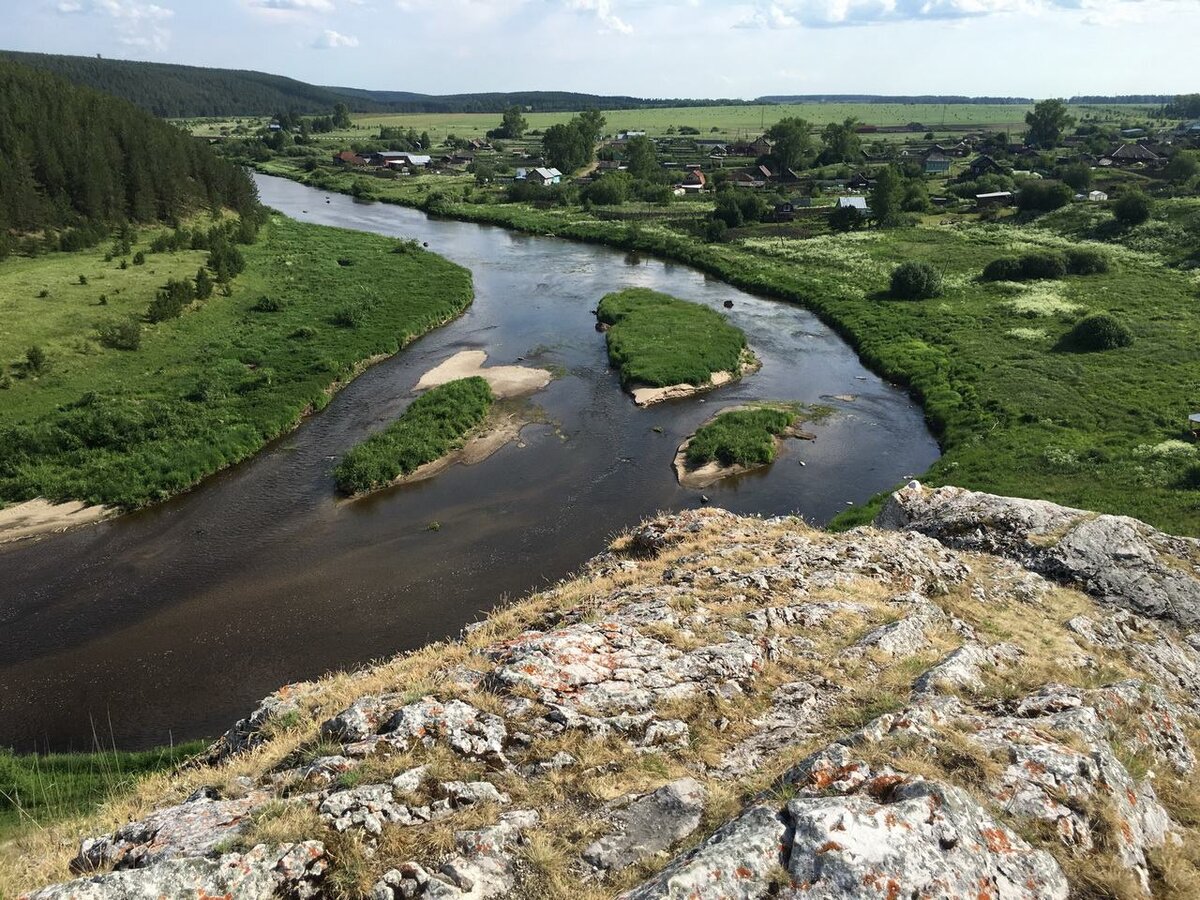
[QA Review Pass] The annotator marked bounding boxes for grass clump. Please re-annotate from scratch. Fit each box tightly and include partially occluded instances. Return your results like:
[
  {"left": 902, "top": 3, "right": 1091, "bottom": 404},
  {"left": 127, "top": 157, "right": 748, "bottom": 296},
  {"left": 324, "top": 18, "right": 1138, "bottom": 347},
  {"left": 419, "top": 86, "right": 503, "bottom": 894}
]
[
  {"left": 596, "top": 288, "right": 746, "bottom": 387},
  {"left": 0, "top": 742, "right": 206, "bottom": 840},
  {"left": 333, "top": 377, "right": 493, "bottom": 495},
  {"left": 686, "top": 406, "right": 798, "bottom": 468},
  {"left": 889, "top": 260, "right": 943, "bottom": 300}
]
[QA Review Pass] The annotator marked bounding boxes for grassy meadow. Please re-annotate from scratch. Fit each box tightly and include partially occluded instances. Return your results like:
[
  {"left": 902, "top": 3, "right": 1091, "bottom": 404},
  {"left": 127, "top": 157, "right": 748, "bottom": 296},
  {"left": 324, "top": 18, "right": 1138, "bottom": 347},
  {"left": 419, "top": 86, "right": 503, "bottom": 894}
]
[
  {"left": 0, "top": 742, "right": 207, "bottom": 841},
  {"left": 597, "top": 288, "right": 748, "bottom": 388},
  {"left": 333, "top": 376, "right": 494, "bottom": 494},
  {"left": 0, "top": 216, "right": 474, "bottom": 508}
]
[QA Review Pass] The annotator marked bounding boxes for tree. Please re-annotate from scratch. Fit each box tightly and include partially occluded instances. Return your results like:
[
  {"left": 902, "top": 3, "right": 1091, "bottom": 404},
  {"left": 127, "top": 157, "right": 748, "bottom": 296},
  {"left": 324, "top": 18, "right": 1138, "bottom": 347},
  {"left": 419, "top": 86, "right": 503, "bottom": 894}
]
[
  {"left": 890, "top": 261, "right": 943, "bottom": 300},
  {"left": 1114, "top": 190, "right": 1152, "bottom": 226},
  {"left": 541, "top": 111, "right": 606, "bottom": 173},
  {"left": 765, "top": 117, "right": 813, "bottom": 172},
  {"left": 25, "top": 344, "right": 47, "bottom": 373},
  {"left": 869, "top": 166, "right": 904, "bottom": 226},
  {"left": 828, "top": 204, "right": 865, "bottom": 232},
  {"left": 624, "top": 135, "right": 658, "bottom": 180},
  {"left": 820, "top": 118, "right": 862, "bottom": 164},
  {"left": 1165, "top": 151, "right": 1199, "bottom": 184},
  {"left": 489, "top": 105, "right": 528, "bottom": 140},
  {"left": 1059, "top": 162, "right": 1092, "bottom": 191},
  {"left": 332, "top": 102, "right": 352, "bottom": 129},
  {"left": 1025, "top": 99, "right": 1075, "bottom": 149}
]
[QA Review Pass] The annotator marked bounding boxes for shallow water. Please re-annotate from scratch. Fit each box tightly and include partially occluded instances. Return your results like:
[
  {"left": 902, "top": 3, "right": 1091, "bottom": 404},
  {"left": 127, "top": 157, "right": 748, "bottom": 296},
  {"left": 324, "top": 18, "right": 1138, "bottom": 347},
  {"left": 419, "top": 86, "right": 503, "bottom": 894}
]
[{"left": 0, "top": 175, "right": 939, "bottom": 751}]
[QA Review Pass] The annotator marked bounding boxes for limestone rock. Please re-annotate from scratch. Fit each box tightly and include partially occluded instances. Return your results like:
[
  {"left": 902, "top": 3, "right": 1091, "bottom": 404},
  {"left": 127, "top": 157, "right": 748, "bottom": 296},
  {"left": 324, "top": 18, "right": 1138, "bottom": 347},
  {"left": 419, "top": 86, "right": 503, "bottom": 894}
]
[{"left": 583, "top": 778, "right": 706, "bottom": 872}]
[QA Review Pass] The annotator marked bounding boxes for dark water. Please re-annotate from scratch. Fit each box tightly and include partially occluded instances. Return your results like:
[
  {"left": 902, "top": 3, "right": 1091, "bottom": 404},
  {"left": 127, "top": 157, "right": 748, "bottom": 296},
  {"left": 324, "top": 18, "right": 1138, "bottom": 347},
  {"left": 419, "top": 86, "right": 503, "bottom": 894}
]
[{"left": 0, "top": 174, "right": 939, "bottom": 752}]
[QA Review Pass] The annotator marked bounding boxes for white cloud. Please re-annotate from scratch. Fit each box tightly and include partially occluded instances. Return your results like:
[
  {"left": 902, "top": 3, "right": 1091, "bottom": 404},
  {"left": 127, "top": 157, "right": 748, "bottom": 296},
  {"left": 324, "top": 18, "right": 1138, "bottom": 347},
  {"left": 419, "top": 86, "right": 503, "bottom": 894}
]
[
  {"left": 55, "top": 0, "right": 174, "bottom": 51},
  {"left": 312, "top": 28, "right": 359, "bottom": 46},
  {"left": 249, "top": 0, "right": 336, "bottom": 11},
  {"left": 735, "top": 0, "right": 1170, "bottom": 29},
  {"left": 565, "top": 0, "right": 633, "bottom": 32}
]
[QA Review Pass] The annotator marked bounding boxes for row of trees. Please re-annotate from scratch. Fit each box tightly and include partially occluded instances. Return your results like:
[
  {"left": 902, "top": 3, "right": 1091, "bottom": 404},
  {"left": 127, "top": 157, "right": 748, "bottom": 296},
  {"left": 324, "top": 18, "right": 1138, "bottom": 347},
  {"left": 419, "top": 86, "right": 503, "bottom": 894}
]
[
  {"left": 0, "top": 60, "right": 260, "bottom": 250},
  {"left": 764, "top": 116, "right": 864, "bottom": 172},
  {"left": 542, "top": 110, "right": 606, "bottom": 173}
]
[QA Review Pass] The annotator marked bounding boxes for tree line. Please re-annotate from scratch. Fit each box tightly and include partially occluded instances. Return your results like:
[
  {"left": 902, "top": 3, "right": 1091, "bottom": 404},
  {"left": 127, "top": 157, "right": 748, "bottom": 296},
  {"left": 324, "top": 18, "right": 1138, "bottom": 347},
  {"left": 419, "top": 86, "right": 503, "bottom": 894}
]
[{"left": 0, "top": 60, "right": 260, "bottom": 257}]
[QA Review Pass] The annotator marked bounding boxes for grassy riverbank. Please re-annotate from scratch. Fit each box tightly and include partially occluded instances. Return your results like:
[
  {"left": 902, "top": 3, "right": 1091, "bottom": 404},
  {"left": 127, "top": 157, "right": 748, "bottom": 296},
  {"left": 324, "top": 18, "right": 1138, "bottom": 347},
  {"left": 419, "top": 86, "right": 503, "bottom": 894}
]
[
  {"left": 0, "top": 215, "right": 473, "bottom": 509},
  {"left": 597, "top": 288, "right": 747, "bottom": 388},
  {"left": 686, "top": 406, "right": 799, "bottom": 468},
  {"left": 259, "top": 161, "right": 1200, "bottom": 535},
  {"left": 0, "top": 742, "right": 206, "bottom": 842},
  {"left": 334, "top": 377, "right": 494, "bottom": 494}
]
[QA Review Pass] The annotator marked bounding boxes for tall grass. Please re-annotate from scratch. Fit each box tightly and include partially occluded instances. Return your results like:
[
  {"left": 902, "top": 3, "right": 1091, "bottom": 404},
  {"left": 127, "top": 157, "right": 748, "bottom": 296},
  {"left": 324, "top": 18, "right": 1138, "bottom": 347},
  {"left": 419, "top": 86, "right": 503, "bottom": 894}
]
[
  {"left": 333, "top": 377, "right": 494, "bottom": 494},
  {"left": 0, "top": 741, "right": 206, "bottom": 841},
  {"left": 597, "top": 288, "right": 746, "bottom": 388}
]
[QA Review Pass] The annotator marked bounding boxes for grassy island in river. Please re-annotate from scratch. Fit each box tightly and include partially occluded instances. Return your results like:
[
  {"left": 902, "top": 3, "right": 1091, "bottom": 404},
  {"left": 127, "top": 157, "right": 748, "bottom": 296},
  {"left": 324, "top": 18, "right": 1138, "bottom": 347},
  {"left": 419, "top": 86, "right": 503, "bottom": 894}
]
[
  {"left": 686, "top": 406, "right": 800, "bottom": 469},
  {"left": 596, "top": 288, "right": 751, "bottom": 392},
  {"left": 333, "top": 376, "right": 495, "bottom": 495}
]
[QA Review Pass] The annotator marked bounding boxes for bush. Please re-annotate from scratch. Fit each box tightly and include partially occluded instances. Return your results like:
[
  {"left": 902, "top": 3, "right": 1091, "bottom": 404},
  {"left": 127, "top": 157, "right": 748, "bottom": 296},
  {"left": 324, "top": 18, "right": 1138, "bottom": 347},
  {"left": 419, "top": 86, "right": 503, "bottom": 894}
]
[
  {"left": 1180, "top": 462, "right": 1200, "bottom": 491},
  {"left": 1016, "top": 180, "right": 1073, "bottom": 212},
  {"left": 132, "top": 251, "right": 145, "bottom": 266},
  {"left": 890, "top": 261, "right": 943, "bottom": 300},
  {"left": 289, "top": 325, "right": 318, "bottom": 340},
  {"left": 252, "top": 295, "right": 286, "bottom": 312},
  {"left": 332, "top": 303, "right": 364, "bottom": 328},
  {"left": 1060, "top": 313, "right": 1133, "bottom": 352},
  {"left": 1019, "top": 252, "right": 1068, "bottom": 280},
  {"left": 146, "top": 278, "right": 197, "bottom": 323},
  {"left": 1064, "top": 248, "right": 1110, "bottom": 275},
  {"left": 25, "top": 345, "right": 47, "bottom": 373},
  {"left": 1114, "top": 191, "right": 1152, "bottom": 227},
  {"left": 981, "top": 258, "right": 1025, "bottom": 281},
  {"left": 828, "top": 205, "right": 865, "bottom": 232},
  {"left": 96, "top": 318, "right": 143, "bottom": 351}
]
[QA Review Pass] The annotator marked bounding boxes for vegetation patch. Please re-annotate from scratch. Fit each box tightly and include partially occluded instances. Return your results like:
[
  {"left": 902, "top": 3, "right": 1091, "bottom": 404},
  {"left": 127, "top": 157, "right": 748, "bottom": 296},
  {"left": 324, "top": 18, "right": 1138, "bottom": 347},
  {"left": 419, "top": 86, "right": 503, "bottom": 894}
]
[
  {"left": 0, "top": 742, "right": 206, "bottom": 841},
  {"left": 333, "top": 377, "right": 494, "bottom": 495},
  {"left": 685, "top": 406, "right": 799, "bottom": 468},
  {"left": 1058, "top": 313, "right": 1135, "bottom": 352},
  {"left": 889, "top": 260, "right": 943, "bottom": 300},
  {"left": 596, "top": 288, "right": 747, "bottom": 388},
  {"left": 0, "top": 216, "right": 473, "bottom": 508}
]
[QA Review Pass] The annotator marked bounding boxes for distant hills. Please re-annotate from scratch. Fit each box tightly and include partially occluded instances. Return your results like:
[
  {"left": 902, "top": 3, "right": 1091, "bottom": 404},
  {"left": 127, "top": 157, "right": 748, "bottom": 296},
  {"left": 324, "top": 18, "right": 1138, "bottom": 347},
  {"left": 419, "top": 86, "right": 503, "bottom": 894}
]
[{"left": 0, "top": 51, "right": 1179, "bottom": 119}]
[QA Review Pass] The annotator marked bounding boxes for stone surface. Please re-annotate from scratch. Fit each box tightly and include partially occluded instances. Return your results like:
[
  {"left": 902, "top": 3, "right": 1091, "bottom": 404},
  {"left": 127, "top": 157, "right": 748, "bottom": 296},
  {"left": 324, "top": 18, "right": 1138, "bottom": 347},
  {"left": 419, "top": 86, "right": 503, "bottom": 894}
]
[{"left": 583, "top": 778, "right": 707, "bottom": 872}]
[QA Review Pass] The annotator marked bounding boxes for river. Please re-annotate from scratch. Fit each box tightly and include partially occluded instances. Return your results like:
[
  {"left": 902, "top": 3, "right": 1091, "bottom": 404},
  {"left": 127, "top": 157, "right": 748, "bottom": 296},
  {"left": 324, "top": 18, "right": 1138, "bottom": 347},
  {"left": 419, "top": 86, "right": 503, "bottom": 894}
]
[{"left": 0, "top": 174, "right": 939, "bottom": 751}]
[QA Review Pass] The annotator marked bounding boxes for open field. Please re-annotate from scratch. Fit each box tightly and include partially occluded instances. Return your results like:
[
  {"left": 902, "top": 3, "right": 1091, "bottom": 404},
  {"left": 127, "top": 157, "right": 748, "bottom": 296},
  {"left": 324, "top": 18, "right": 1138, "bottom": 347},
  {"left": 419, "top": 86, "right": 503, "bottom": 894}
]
[
  {"left": 0, "top": 742, "right": 207, "bottom": 841},
  {"left": 0, "top": 216, "right": 473, "bottom": 508}
]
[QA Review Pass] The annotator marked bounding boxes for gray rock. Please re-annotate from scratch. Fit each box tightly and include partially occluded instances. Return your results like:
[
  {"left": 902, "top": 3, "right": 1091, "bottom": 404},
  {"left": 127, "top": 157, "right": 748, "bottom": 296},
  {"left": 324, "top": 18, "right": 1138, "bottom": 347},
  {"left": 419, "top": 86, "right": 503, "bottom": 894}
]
[
  {"left": 878, "top": 482, "right": 1200, "bottom": 626},
  {"left": 583, "top": 778, "right": 707, "bottom": 872}
]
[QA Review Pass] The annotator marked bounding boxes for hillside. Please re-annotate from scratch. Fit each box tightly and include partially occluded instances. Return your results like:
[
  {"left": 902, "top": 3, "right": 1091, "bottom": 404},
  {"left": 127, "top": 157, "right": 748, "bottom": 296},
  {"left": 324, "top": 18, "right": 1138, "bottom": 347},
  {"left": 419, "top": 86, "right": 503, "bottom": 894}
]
[
  {"left": 0, "top": 59, "right": 258, "bottom": 244},
  {"left": 0, "top": 51, "right": 383, "bottom": 117},
  {"left": 7, "top": 482, "right": 1200, "bottom": 899}
]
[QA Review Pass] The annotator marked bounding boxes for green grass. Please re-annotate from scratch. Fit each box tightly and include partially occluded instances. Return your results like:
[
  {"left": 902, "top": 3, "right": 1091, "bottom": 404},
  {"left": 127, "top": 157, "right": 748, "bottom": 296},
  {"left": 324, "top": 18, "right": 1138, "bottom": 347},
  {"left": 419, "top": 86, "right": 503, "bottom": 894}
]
[
  {"left": 686, "top": 406, "right": 798, "bottom": 468},
  {"left": 0, "top": 742, "right": 207, "bottom": 840},
  {"left": 333, "top": 376, "right": 494, "bottom": 494},
  {"left": 0, "top": 215, "right": 474, "bottom": 509},
  {"left": 597, "top": 288, "right": 747, "bottom": 388}
]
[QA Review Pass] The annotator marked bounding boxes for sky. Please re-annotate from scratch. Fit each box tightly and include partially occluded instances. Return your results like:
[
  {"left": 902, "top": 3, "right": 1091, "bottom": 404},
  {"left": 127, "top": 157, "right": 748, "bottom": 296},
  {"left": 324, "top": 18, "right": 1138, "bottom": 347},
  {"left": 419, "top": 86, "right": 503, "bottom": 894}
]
[{"left": 4, "top": 0, "right": 1198, "bottom": 99}]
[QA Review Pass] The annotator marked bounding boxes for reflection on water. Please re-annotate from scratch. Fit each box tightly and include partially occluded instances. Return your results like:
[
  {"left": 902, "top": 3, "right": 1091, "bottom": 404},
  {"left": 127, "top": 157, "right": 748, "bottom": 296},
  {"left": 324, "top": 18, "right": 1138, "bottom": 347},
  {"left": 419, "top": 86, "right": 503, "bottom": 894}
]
[{"left": 0, "top": 174, "right": 939, "bottom": 751}]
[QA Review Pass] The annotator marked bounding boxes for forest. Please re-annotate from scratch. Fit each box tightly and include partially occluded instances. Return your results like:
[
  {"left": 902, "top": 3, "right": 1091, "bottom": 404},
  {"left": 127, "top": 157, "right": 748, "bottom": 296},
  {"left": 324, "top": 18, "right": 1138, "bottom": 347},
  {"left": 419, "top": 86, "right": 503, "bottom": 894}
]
[{"left": 0, "top": 59, "right": 260, "bottom": 255}]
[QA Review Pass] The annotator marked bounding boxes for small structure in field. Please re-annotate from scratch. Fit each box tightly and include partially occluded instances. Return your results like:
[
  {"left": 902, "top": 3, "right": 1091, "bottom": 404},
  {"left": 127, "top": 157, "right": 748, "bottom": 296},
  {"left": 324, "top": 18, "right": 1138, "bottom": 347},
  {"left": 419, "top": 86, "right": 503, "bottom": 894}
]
[
  {"left": 1088, "top": 190, "right": 1109, "bottom": 202},
  {"left": 1189, "top": 413, "right": 1200, "bottom": 440},
  {"left": 967, "top": 155, "right": 1004, "bottom": 178},
  {"left": 976, "top": 191, "right": 1014, "bottom": 209},
  {"left": 923, "top": 152, "right": 952, "bottom": 175},
  {"left": 527, "top": 167, "right": 563, "bottom": 186}
]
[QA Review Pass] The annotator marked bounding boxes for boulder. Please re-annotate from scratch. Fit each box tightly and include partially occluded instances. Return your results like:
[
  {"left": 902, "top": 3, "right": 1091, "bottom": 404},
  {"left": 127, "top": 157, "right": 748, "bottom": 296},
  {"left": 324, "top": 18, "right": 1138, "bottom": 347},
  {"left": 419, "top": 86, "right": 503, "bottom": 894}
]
[{"left": 583, "top": 778, "right": 707, "bottom": 872}]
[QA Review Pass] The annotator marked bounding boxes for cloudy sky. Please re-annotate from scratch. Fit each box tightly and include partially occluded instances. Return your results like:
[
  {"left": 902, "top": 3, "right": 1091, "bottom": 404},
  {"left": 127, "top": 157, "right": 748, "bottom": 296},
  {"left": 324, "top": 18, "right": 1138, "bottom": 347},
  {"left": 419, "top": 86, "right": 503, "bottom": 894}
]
[{"left": 5, "top": 0, "right": 1197, "bottom": 98}]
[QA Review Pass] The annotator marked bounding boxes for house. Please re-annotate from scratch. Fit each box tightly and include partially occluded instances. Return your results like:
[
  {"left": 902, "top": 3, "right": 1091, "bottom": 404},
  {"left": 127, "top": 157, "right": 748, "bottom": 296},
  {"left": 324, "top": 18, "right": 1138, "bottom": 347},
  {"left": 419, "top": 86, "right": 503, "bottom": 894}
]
[
  {"left": 679, "top": 170, "right": 707, "bottom": 193},
  {"left": 975, "top": 191, "right": 1014, "bottom": 208},
  {"left": 836, "top": 196, "right": 870, "bottom": 218},
  {"left": 596, "top": 160, "right": 626, "bottom": 172},
  {"left": 1120, "top": 128, "right": 1146, "bottom": 138},
  {"left": 616, "top": 130, "right": 646, "bottom": 141},
  {"left": 333, "top": 150, "right": 369, "bottom": 167},
  {"left": 728, "top": 171, "right": 766, "bottom": 189},
  {"left": 467, "top": 138, "right": 493, "bottom": 151},
  {"left": 1088, "top": 190, "right": 1109, "bottom": 202},
  {"left": 847, "top": 171, "right": 876, "bottom": 191},
  {"left": 749, "top": 136, "right": 773, "bottom": 156},
  {"left": 527, "top": 167, "right": 563, "bottom": 186},
  {"left": 1108, "top": 143, "right": 1160, "bottom": 166},
  {"left": 756, "top": 164, "right": 776, "bottom": 181},
  {"left": 967, "top": 155, "right": 1004, "bottom": 178},
  {"left": 772, "top": 201, "right": 798, "bottom": 222},
  {"left": 924, "top": 152, "right": 952, "bottom": 175}
]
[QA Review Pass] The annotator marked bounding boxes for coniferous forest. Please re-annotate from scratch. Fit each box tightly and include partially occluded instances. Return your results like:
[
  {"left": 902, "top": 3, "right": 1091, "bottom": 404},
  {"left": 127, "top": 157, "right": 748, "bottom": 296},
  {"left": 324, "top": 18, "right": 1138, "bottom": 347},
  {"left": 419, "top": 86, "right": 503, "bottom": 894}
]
[{"left": 0, "top": 59, "right": 259, "bottom": 253}]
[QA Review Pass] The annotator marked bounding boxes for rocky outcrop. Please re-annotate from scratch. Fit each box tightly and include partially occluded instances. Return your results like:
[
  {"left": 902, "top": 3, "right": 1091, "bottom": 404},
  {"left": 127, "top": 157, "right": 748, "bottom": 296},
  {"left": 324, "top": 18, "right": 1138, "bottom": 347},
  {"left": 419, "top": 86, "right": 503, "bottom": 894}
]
[
  {"left": 878, "top": 481, "right": 1200, "bottom": 626},
  {"left": 16, "top": 489, "right": 1200, "bottom": 900}
]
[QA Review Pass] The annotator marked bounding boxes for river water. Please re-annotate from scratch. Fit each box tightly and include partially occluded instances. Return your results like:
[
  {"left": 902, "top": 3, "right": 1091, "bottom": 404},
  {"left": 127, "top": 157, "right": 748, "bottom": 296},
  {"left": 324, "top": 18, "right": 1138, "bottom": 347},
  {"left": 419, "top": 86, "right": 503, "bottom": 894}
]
[{"left": 0, "top": 174, "right": 939, "bottom": 751}]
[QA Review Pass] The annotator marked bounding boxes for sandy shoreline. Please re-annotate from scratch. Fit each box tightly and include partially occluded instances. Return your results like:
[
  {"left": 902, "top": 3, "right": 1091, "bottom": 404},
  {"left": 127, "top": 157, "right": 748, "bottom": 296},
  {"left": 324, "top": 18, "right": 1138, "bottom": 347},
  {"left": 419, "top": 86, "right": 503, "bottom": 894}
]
[
  {"left": 629, "top": 350, "right": 760, "bottom": 407},
  {"left": 673, "top": 404, "right": 816, "bottom": 490},
  {"left": 0, "top": 499, "right": 115, "bottom": 545},
  {"left": 416, "top": 350, "right": 552, "bottom": 399}
]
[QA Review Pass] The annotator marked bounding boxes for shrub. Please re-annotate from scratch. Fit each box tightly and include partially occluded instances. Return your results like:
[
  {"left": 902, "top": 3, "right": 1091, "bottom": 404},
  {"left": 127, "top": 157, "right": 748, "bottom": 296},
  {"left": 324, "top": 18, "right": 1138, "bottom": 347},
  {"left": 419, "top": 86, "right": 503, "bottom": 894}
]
[
  {"left": 289, "top": 325, "right": 318, "bottom": 340},
  {"left": 1017, "top": 180, "right": 1073, "bottom": 212},
  {"left": 37, "top": 289, "right": 50, "bottom": 299},
  {"left": 1064, "top": 248, "right": 1110, "bottom": 275},
  {"left": 26, "top": 345, "right": 47, "bottom": 373},
  {"left": 252, "top": 295, "right": 286, "bottom": 312},
  {"left": 132, "top": 251, "right": 146, "bottom": 265},
  {"left": 1060, "top": 313, "right": 1133, "bottom": 352},
  {"left": 146, "top": 277, "right": 197, "bottom": 323},
  {"left": 96, "top": 318, "right": 143, "bottom": 351},
  {"left": 332, "top": 303, "right": 364, "bottom": 328},
  {"left": 195, "top": 268, "right": 214, "bottom": 300},
  {"left": 890, "top": 260, "right": 943, "bottom": 300},
  {"left": 78, "top": 274, "right": 88, "bottom": 285},
  {"left": 982, "top": 258, "right": 1025, "bottom": 281},
  {"left": 828, "top": 205, "right": 866, "bottom": 232},
  {"left": 1180, "top": 462, "right": 1200, "bottom": 491},
  {"left": 1114, "top": 191, "right": 1152, "bottom": 227},
  {"left": 1019, "top": 252, "right": 1068, "bottom": 280}
]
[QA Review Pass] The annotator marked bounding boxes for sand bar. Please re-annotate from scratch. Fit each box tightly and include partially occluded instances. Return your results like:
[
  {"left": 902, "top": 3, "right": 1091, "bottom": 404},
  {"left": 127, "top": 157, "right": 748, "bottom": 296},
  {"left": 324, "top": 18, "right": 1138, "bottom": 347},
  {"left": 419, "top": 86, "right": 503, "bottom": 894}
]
[
  {"left": 415, "top": 350, "right": 552, "bottom": 399},
  {"left": 0, "top": 499, "right": 115, "bottom": 545}
]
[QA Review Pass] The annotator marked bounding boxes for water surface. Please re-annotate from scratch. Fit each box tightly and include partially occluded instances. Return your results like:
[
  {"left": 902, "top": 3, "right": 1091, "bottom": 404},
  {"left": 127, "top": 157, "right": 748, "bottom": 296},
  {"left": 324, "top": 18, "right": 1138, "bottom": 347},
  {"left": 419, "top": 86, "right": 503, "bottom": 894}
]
[{"left": 0, "top": 174, "right": 939, "bottom": 751}]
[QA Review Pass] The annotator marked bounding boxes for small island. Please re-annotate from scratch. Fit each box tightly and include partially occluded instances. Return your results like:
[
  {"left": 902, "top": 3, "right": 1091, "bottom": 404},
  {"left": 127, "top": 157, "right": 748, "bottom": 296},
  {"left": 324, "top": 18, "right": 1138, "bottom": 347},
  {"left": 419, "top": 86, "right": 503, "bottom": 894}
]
[
  {"left": 334, "top": 377, "right": 494, "bottom": 495},
  {"left": 596, "top": 288, "right": 758, "bottom": 406},
  {"left": 674, "top": 404, "right": 817, "bottom": 489}
]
